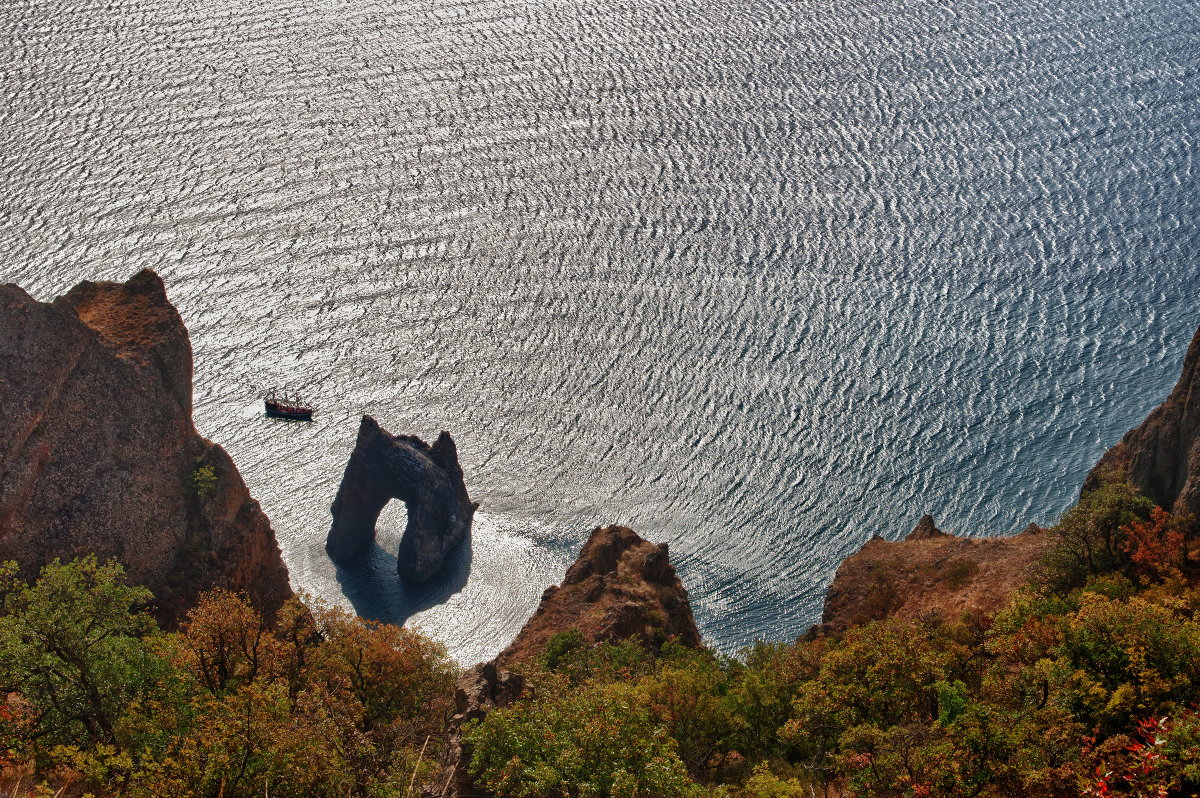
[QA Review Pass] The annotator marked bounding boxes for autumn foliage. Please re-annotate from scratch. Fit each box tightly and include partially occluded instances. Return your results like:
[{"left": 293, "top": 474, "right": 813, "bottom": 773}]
[
  {"left": 0, "top": 559, "right": 456, "bottom": 798},
  {"left": 3, "top": 479, "right": 1200, "bottom": 797},
  {"left": 462, "top": 484, "right": 1200, "bottom": 798},
  {"left": 1121, "top": 507, "right": 1193, "bottom": 583}
]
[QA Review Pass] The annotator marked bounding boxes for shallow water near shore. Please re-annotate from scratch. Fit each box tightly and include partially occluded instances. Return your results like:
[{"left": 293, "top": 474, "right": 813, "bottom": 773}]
[{"left": 3, "top": 0, "right": 1199, "bottom": 662}]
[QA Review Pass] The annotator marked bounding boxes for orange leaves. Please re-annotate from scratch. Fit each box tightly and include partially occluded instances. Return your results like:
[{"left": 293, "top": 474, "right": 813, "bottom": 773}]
[
  {"left": 178, "top": 588, "right": 288, "bottom": 693},
  {"left": 1120, "top": 507, "right": 1190, "bottom": 584}
]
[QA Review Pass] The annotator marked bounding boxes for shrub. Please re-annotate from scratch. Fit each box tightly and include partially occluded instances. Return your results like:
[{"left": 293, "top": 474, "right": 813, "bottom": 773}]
[
  {"left": 943, "top": 559, "right": 979, "bottom": 590},
  {"left": 540, "top": 627, "right": 586, "bottom": 672},
  {"left": 188, "top": 465, "right": 218, "bottom": 498},
  {"left": 1037, "top": 477, "right": 1154, "bottom": 593},
  {"left": 464, "top": 680, "right": 700, "bottom": 797}
]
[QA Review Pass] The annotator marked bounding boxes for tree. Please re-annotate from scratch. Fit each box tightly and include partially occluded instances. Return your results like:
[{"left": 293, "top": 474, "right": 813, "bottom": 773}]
[
  {"left": 0, "top": 557, "right": 163, "bottom": 753},
  {"left": 177, "top": 588, "right": 287, "bottom": 694},
  {"left": 1121, "top": 507, "right": 1191, "bottom": 583},
  {"left": 464, "top": 681, "right": 700, "bottom": 798},
  {"left": 1038, "top": 478, "right": 1154, "bottom": 593}
]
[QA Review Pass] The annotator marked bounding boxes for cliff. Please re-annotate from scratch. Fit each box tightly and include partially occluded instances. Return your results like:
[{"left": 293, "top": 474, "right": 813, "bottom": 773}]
[
  {"left": 1085, "top": 323, "right": 1200, "bottom": 516},
  {"left": 820, "top": 322, "right": 1200, "bottom": 634},
  {"left": 326, "top": 416, "right": 477, "bottom": 581},
  {"left": 496, "top": 524, "right": 701, "bottom": 666},
  {"left": 819, "top": 516, "right": 1050, "bottom": 633},
  {"left": 0, "top": 269, "right": 292, "bottom": 626}
]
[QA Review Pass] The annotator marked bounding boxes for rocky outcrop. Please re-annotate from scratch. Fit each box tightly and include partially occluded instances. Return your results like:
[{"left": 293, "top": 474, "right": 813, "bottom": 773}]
[
  {"left": 432, "top": 525, "right": 698, "bottom": 797},
  {"left": 326, "top": 416, "right": 476, "bottom": 581},
  {"left": 0, "top": 269, "right": 291, "bottom": 626},
  {"left": 434, "top": 663, "right": 529, "bottom": 798},
  {"left": 497, "top": 525, "right": 701, "bottom": 666},
  {"left": 1085, "top": 323, "right": 1200, "bottom": 516},
  {"left": 819, "top": 517, "right": 1050, "bottom": 634}
]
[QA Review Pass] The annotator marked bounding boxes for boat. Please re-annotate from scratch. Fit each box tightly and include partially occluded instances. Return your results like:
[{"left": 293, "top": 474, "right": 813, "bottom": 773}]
[{"left": 264, "top": 389, "right": 314, "bottom": 421}]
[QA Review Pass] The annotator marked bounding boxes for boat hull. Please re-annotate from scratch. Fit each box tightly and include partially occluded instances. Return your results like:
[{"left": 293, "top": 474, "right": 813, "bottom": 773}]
[{"left": 265, "top": 404, "right": 313, "bottom": 421}]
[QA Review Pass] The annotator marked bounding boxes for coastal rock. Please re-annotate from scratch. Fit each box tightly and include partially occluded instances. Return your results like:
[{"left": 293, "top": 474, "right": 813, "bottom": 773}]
[
  {"left": 432, "top": 525, "right": 698, "bottom": 796},
  {"left": 819, "top": 519, "right": 1049, "bottom": 634},
  {"left": 1085, "top": 323, "right": 1200, "bottom": 515},
  {"left": 326, "top": 416, "right": 476, "bottom": 581},
  {"left": 0, "top": 269, "right": 292, "bottom": 626},
  {"left": 905, "top": 514, "right": 948, "bottom": 541},
  {"left": 496, "top": 525, "right": 702, "bottom": 666}
]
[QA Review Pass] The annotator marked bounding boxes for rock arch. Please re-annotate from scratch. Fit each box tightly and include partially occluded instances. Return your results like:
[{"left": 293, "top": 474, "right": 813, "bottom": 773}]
[{"left": 327, "top": 416, "right": 476, "bottom": 581}]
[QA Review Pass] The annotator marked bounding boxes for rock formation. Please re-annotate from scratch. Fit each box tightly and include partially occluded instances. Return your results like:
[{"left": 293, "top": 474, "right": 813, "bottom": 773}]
[
  {"left": 1085, "top": 322, "right": 1200, "bottom": 515},
  {"left": 432, "top": 525, "right": 699, "bottom": 796},
  {"left": 496, "top": 524, "right": 702, "bottom": 666},
  {"left": 818, "top": 517, "right": 1050, "bottom": 634},
  {"left": 435, "top": 662, "right": 529, "bottom": 798},
  {"left": 326, "top": 416, "right": 476, "bottom": 581},
  {"left": 0, "top": 269, "right": 292, "bottom": 626}
]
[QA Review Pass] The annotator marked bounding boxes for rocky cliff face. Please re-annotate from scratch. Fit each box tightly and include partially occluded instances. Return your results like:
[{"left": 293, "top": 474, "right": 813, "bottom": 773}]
[
  {"left": 819, "top": 516, "right": 1050, "bottom": 634},
  {"left": 1085, "top": 323, "right": 1200, "bottom": 516},
  {"left": 496, "top": 524, "right": 701, "bottom": 666},
  {"left": 326, "top": 416, "right": 476, "bottom": 581},
  {"left": 0, "top": 269, "right": 292, "bottom": 626},
  {"left": 436, "top": 662, "right": 529, "bottom": 798}
]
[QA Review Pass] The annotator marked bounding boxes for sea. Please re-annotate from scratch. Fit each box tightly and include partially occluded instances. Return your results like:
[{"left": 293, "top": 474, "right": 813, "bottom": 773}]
[{"left": 2, "top": 0, "right": 1198, "bottom": 663}]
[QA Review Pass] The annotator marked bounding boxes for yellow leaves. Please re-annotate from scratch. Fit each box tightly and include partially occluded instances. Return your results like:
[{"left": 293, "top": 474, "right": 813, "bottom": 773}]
[{"left": 1104, "top": 684, "right": 1137, "bottom": 719}]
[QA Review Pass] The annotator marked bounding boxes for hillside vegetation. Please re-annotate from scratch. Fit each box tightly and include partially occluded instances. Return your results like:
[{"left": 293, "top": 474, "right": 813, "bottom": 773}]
[
  {"left": 1, "top": 478, "right": 1198, "bottom": 797},
  {"left": 0, "top": 559, "right": 455, "bottom": 798}
]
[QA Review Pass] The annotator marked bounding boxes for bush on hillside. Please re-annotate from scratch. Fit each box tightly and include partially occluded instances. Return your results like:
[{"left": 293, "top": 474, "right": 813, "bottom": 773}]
[
  {"left": 0, "top": 558, "right": 457, "bottom": 798},
  {"left": 1037, "top": 476, "right": 1154, "bottom": 593}
]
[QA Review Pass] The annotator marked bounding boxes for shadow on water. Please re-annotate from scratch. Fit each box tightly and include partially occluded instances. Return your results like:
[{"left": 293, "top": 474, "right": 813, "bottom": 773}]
[{"left": 333, "top": 527, "right": 473, "bottom": 627}]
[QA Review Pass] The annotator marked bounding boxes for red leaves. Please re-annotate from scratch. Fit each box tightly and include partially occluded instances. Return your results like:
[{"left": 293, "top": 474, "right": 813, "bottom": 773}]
[
  {"left": 1121, "top": 507, "right": 1186, "bottom": 582},
  {"left": 1082, "top": 717, "right": 1173, "bottom": 798}
]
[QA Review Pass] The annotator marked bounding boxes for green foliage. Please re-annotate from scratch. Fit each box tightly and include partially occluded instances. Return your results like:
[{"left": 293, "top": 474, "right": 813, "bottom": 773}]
[
  {"left": 540, "top": 627, "right": 586, "bottom": 671},
  {"left": 0, "top": 560, "right": 456, "bottom": 798},
  {"left": 9, "top": 481, "right": 1200, "bottom": 798},
  {"left": 537, "top": 634, "right": 658, "bottom": 687},
  {"left": 1037, "top": 476, "right": 1154, "bottom": 593},
  {"left": 740, "top": 762, "right": 810, "bottom": 797},
  {"left": 0, "top": 557, "right": 161, "bottom": 754},
  {"left": 637, "top": 648, "right": 739, "bottom": 775},
  {"left": 934, "top": 679, "right": 968, "bottom": 724},
  {"left": 464, "top": 681, "right": 700, "bottom": 797},
  {"left": 188, "top": 464, "right": 218, "bottom": 498}
]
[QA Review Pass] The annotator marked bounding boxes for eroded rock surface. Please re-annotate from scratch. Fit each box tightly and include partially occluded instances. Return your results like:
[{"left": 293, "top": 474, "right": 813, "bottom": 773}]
[
  {"left": 434, "top": 663, "right": 529, "bottom": 798},
  {"left": 0, "top": 269, "right": 292, "bottom": 626},
  {"left": 326, "top": 416, "right": 476, "bottom": 581},
  {"left": 1086, "top": 323, "right": 1200, "bottom": 515},
  {"left": 819, "top": 517, "right": 1050, "bottom": 634},
  {"left": 497, "top": 524, "right": 701, "bottom": 666}
]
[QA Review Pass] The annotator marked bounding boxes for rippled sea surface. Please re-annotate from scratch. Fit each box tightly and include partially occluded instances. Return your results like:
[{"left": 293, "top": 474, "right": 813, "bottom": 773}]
[{"left": 3, "top": 0, "right": 1199, "bottom": 661}]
